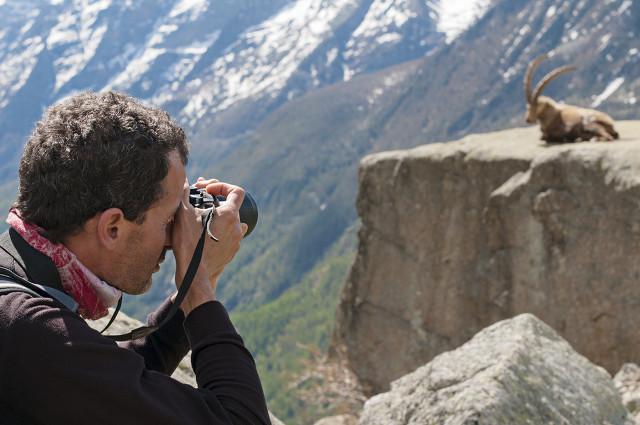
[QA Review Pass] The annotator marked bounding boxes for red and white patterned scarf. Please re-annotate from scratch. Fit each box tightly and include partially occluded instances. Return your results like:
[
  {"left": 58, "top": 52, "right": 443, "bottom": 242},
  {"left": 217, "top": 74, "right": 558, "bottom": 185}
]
[{"left": 6, "top": 209, "right": 122, "bottom": 320}]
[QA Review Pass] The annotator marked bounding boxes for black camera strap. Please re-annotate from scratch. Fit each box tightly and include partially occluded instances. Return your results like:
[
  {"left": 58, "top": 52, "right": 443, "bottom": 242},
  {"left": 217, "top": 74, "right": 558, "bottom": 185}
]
[{"left": 104, "top": 210, "right": 214, "bottom": 341}]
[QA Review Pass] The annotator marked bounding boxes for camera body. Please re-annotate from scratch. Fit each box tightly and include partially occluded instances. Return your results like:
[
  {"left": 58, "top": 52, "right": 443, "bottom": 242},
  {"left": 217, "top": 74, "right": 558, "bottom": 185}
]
[{"left": 188, "top": 185, "right": 258, "bottom": 237}]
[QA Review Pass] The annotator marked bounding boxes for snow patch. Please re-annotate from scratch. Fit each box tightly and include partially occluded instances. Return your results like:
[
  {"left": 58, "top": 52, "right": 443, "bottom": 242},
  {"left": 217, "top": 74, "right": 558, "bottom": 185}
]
[
  {"left": 502, "top": 66, "right": 516, "bottom": 82},
  {"left": 162, "top": 32, "right": 220, "bottom": 85},
  {"left": 598, "top": 33, "right": 611, "bottom": 53},
  {"left": 376, "top": 32, "right": 402, "bottom": 44},
  {"left": 502, "top": 24, "right": 530, "bottom": 60},
  {"left": 326, "top": 47, "right": 338, "bottom": 66},
  {"left": 20, "top": 20, "right": 35, "bottom": 35},
  {"left": 383, "top": 71, "right": 405, "bottom": 87},
  {"left": 617, "top": 0, "right": 632, "bottom": 15},
  {"left": 434, "top": 0, "right": 492, "bottom": 43},
  {"left": 108, "top": 47, "right": 166, "bottom": 89},
  {"left": 546, "top": 6, "right": 556, "bottom": 18},
  {"left": 47, "top": 12, "right": 79, "bottom": 48},
  {"left": 343, "top": 64, "right": 354, "bottom": 81},
  {"left": 48, "top": 0, "right": 112, "bottom": 91},
  {"left": 105, "top": 1, "right": 218, "bottom": 95},
  {"left": 181, "top": 0, "right": 360, "bottom": 124},
  {"left": 351, "top": 0, "right": 417, "bottom": 41},
  {"left": 591, "top": 77, "right": 624, "bottom": 107},
  {"left": 53, "top": 24, "right": 108, "bottom": 91},
  {"left": 367, "top": 86, "right": 384, "bottom": 105},
  {"left": 0, "top": 36, "right": 45, "bottom": 109},
  {"left": 368, "top": 69, "right": 408, "bottom": 105},
  {"left": 158, "top": 24, "right": 179, "bottom": 35},
  {"left": 169, "top": 0, "right": 208, "bottom": 19},
  {"left": 342, "top": 0, "right": 419, "bottom": 76}
]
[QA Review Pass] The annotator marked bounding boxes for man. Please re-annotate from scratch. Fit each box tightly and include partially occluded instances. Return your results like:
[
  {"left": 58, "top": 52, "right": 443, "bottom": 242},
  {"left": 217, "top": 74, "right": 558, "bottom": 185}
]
[{"left": 0, "top": 92, "right": 271, "bottom": 424}]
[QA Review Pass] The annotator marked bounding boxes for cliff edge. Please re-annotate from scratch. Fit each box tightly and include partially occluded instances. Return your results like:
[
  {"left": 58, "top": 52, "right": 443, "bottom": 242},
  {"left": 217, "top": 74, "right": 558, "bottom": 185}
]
[{"left": 331, "top": 121, "right": 640, "bottom": 396}]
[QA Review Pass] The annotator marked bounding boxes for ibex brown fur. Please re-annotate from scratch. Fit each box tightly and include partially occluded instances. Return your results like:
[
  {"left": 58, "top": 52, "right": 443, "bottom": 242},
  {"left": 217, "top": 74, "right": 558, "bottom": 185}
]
[{"left": 525, "top": 54, "right": 619, "bottom": 143}]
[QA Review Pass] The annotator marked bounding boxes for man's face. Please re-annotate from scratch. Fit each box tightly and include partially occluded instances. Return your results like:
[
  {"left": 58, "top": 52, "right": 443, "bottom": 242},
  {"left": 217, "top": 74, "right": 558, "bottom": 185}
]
[{"left": 111, "top": 150, "right": 186, "bottom": 295}]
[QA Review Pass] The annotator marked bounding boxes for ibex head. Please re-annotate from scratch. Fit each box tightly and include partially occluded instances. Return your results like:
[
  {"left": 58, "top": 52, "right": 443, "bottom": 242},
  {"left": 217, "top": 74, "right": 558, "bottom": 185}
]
[{"left": 524, "top": 53, "right": 576, "bottom": 123}]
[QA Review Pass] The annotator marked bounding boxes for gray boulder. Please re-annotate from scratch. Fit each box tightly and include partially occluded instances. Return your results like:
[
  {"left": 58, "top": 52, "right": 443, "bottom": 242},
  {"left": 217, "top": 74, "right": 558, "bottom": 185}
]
[
  {"left": 614, "top": 363, "right": 640, "bottom": 424},
  {"left": 314, "top": 414, "right": 358, "bottom": 425},
  {"left": 358, "top": 314, "right": 632, "bottom": 425}
]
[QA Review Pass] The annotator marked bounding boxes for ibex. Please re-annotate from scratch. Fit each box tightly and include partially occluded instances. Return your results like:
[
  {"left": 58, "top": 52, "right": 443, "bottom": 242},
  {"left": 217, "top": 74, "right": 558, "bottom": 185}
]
[{"left": 525, "top": 54, "right": 619, "bottom": 143}]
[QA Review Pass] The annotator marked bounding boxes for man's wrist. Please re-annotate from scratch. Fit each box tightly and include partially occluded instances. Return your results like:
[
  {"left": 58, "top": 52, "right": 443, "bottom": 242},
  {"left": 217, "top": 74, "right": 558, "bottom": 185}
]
[
  {"left": 174, "top": 271, "right": 217, "bottom": 316},
  {"left": 179, "top": 287, "right": 216, "bottom": 316}
]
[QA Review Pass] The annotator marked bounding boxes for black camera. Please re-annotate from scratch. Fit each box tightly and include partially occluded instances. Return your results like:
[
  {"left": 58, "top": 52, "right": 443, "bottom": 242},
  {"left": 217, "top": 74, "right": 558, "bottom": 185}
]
[{"left": 188, "top": 184, "right": 258, "bottom": 237}]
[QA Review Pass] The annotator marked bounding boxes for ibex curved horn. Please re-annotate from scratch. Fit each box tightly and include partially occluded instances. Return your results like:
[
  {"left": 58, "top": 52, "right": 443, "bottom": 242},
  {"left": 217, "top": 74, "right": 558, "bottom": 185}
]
[
  {"left": 525, "top": 53, "right": 549, "bottom": 104},
  {"left": 531, "top": 65, "right": 576, "bottom": 103}
]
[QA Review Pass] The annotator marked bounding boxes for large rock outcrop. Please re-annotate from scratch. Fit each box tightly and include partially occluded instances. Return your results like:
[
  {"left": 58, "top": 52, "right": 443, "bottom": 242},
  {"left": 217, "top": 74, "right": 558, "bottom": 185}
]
[
  {"left": 358, "top": 314, "right": 633, "bottom": 425},
  {"left": 332, "top": 121, "right": 640, "bottom": 395}
]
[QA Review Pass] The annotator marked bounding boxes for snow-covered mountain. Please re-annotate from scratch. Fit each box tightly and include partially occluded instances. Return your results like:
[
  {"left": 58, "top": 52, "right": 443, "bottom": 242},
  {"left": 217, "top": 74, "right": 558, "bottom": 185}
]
[{"left": 0, "top": 0, "right": 491, "bottom": 167}]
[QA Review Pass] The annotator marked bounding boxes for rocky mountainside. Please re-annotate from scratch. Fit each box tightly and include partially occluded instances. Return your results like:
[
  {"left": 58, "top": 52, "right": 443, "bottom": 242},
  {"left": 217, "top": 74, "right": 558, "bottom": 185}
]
[{"left": 331, "top": 121, "right": 640, "bottom": 397}]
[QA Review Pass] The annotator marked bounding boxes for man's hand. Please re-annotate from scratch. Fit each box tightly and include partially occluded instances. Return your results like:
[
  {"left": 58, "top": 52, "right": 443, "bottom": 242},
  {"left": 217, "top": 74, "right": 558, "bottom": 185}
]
[
  {"left": 169, "top": 177, "right": 246, "bottom": 315},
  {"left": 193, "top": 177, "right": 248, "bottom": 284},
  {"left": 169, "top": 179, "right": 214, "bottom": 315}
]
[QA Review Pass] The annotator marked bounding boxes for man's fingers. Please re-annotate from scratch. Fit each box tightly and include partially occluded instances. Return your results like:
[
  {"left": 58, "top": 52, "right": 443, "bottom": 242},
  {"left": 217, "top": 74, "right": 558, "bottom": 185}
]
[
  {"left": 205, "top": 182, "right": 245, "bottom": 211},
  {"left": 240, "top": 223, "right": 248, "bottom": 236},
  {"left": 182, "top": 178, "right": 190, "bottom": 203},
  {"left": 194, "top": 178, "right": 219, "bottom": 188}
]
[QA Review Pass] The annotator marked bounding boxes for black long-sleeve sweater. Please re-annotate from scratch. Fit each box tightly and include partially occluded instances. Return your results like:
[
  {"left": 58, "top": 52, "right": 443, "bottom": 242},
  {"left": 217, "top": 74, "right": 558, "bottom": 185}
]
[{"left": 0, "top": 229, "right": 270, "bottom": 425}]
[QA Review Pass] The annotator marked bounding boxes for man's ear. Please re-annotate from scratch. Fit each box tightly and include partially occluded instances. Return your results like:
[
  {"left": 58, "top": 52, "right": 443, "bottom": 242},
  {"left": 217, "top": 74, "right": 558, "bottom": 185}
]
[{"left": 96, "top": 208, "right": 129, "bottom": 250}]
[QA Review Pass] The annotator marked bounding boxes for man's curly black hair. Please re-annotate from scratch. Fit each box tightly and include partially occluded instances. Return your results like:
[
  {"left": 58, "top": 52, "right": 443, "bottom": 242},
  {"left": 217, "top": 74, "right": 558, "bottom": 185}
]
[{"left": 15, "top": 91, "right": 189, "bottom": 243}]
